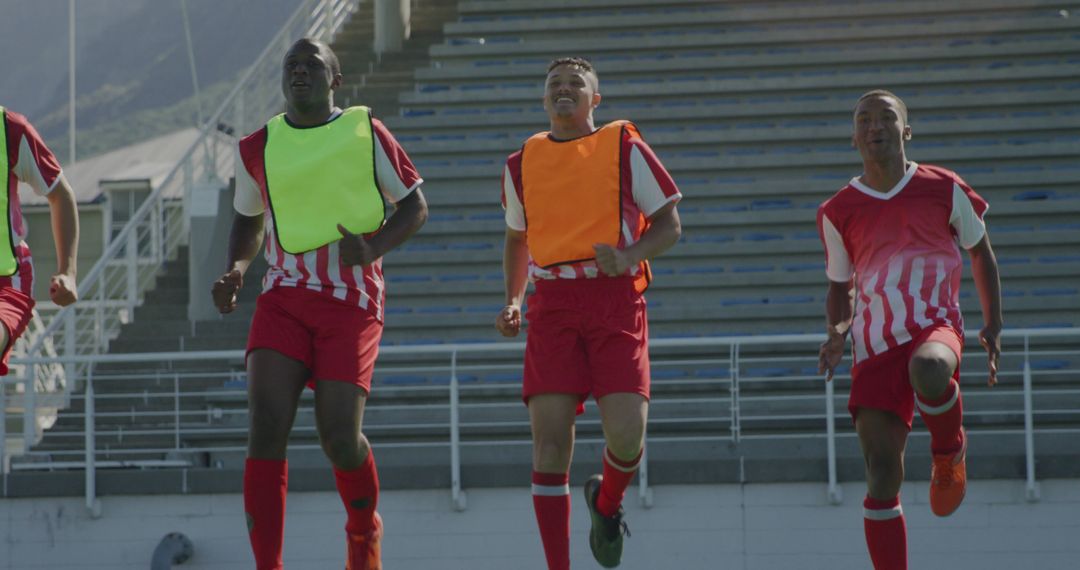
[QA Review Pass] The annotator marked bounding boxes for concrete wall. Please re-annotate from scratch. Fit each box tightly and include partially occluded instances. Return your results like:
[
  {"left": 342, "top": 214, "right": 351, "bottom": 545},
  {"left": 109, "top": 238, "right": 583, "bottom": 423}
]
[{"left": 1, "top": 479, "right": 1077, "bottom": 569}]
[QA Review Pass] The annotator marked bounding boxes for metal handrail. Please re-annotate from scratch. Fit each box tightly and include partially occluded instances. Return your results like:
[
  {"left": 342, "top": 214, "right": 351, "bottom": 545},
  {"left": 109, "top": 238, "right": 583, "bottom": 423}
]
[{"left": 4, "top": 328, "right": 1077, "bottom": 515}]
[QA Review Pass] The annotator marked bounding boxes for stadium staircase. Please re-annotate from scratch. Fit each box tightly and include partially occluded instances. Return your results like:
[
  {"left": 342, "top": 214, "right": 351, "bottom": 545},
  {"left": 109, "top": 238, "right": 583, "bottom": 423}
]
[{"left": 6, "top": 0, "right": 1080, "bottom": 498}]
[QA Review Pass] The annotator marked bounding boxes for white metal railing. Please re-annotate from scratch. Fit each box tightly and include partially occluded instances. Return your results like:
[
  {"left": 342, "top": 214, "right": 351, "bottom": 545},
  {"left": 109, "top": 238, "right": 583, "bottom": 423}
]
[
  {"left": 4, "top": 0, "right": 362, "bottom": 453},
  {"left": 5, "top": 328, "right": 1078, "bottom": 516}
]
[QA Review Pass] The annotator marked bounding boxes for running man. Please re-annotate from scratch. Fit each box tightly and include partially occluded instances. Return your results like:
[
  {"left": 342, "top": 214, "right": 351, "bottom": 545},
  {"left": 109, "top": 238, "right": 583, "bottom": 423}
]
[
  {"left": 0, "top": 106, "right": 79, "bottom": 375},
  {"left": 211, "top": 38, "right": 427, "bottom": 570},
  {"left": 496, "top": 57, "right": 682, "bottom": 569},
  {"left": 817, "top": 89, "right": 1003, "bottom": 570}
]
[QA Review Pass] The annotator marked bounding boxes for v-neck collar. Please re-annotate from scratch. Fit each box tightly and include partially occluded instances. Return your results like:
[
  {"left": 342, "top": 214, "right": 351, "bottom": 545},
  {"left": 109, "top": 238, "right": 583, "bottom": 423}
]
[{"left": 849, "top": 161, "right": 919, "bottom": 200}]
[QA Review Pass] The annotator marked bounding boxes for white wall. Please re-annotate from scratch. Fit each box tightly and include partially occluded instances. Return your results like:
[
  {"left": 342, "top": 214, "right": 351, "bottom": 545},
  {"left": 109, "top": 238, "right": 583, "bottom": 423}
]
[{"left": 1, "top": 479, "right": 1077, "bottom": 569}]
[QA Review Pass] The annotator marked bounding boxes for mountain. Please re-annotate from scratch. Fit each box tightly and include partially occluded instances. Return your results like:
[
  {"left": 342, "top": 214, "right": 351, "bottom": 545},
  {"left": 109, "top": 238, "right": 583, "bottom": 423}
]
[{"left": 1, "top": 0, "right": 299, "bottom": 162}]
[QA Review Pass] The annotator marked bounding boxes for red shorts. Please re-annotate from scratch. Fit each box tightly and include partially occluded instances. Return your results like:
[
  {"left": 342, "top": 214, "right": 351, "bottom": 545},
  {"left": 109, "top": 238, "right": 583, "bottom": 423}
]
[
  {"left": 523, "top": 277, "right": 650, "bottom": 412},
  {"left": 0, "top": 287, "right": 34, "bottom": 376},
  {"left": 849, "top": 325, "right": 963, "bottom": 430},
  {"left": 247, "top": 286, "right": 382, "bottom": 393}
]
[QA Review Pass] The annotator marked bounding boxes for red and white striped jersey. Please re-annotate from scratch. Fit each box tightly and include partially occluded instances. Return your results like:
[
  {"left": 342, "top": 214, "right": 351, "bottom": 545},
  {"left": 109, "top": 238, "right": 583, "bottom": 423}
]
[
  {"left": 817, "top": 162, "right": 988, "bottom": 364},
  {"left": 235, "top": 111, "right": 423, "bottom": 322},
  {"left": 501, "top": 126, "right": 681, "bottom": 282},
  {"left": 5, "top": 109, "right": 62, "bottom": 296}
]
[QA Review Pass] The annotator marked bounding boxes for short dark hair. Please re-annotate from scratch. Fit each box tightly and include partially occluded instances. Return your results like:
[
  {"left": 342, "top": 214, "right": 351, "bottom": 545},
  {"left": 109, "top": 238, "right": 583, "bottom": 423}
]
[
  {"left": 289, "top": 37, "right": 341, "bottom": 76},
  {"left": 856, "top": 89, "right": 908, "bottom": 123},
  {"left": 547, "top": 57, "right": 598, "bottom": 88}
]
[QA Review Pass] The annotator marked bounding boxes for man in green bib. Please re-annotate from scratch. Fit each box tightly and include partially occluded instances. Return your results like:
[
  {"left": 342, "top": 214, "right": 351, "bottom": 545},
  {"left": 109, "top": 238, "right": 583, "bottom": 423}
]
[
  {"left": 0, "top": 106, "right": 80, "bottom": 377},
  {"left": 211, "top": 38, "right": 427, "bottom": 570}
]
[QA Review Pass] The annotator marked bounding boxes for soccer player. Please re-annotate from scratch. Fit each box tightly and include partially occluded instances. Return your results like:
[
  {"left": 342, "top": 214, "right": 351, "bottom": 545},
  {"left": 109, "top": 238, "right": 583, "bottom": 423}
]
[
  {"left": 817, "top": 90, "right": 1003, "bottom": 570},
  {"left": 0, "top": 106, "right": 80, "bottom": 375},
  {"left": 496, "top": 57, "right": 682, "bottom": 569},
  {"left": 211, "top": 38, "right": 427, "bottom": 570}
]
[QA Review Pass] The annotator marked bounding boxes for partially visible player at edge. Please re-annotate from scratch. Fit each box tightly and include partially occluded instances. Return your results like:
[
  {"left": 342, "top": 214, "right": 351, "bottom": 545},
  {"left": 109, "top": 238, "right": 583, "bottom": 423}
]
[
  {"left": 0, "top": 106, "right": 79, "bottom": 377},
  {"left": 817, "top": 89, "right": 1003, "bottom": 570},
  {"left": 211, "top": 38, "right": 427, "bottom": 570},
  {"left": 497, "top": 57, "right": 682, "bottom": 569}
]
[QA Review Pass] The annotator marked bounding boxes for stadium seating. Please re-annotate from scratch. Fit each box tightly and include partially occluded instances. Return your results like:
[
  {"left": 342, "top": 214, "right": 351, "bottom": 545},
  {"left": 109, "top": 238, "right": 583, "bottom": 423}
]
[{"left": 14, "top": 0, "right": 1080, "bottom": 489}]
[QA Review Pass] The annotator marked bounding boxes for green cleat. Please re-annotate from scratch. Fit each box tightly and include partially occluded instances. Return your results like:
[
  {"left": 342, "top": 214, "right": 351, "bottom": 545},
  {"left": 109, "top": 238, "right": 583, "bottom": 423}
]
[{"left": 584, "top": 474, "right": 630, "bottom": 568}]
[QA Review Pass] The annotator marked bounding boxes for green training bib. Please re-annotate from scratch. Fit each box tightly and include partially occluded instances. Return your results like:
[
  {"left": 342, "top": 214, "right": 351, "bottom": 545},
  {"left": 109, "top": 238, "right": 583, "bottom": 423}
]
[{"left": 264, "top": 106, "right": 384, "bottom": 254}]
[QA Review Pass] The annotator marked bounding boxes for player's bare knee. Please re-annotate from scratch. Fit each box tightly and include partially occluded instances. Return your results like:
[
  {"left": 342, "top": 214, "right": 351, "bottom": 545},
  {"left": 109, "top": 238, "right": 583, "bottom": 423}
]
[
  {"left": 533, "top": 438, "right": 572, "bottom": 471},
  {"left": 909, "top": 354, "right": 952, "bottom": 397},
  {"left": 865, "top": 454, "right": 904, "bottom": 497},
  {"left": 319, "top": 427, "right": 367, "bottom": 467},
  {"left": 603, "top": 430, "right": 644, "bottom": 461}
]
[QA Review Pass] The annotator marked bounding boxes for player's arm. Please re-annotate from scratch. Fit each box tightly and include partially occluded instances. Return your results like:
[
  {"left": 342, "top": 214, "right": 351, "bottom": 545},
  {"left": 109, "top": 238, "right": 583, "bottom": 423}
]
[
  {"left": 595, "top": 202, "right": 681, "bottom": 277},
  {"left": 497, "top": 227, "right": 529, "bottom": 337},
  {"left": 967, "top": 232, "right": 1002, "bottom": 386},
  {"left": 819, "top": 278, "right": 854, "bottom": 380},
  {"left": 339, "top": 188, "right": 428, "bottom": 266},
  {"left": 212, "top": 212, "right": 264, "bottom": 314},
  {"left": 817, "top": 208, "right": 852, "bottom": 381},
  {"left": 44, "top": 175, "right": 79, "bottom": 306}
]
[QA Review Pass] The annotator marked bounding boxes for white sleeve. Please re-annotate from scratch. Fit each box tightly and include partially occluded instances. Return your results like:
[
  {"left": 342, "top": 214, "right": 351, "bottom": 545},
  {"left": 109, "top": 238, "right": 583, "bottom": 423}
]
[
  {"left": 233, "top": 144, "right": 265, "bottom": 216},
  {"left": 374, "top": 138, "right": 422, "bottom": 204},
  {"left": 502, "top": 164, "right": 526, "bottom": 231},
  {"left": 821, "top": 213, "right": 853, "bottom": 282},
  {"left": 950, "top": 182, "right": 987, "bottom": 249},
  {"left": 629, "top": 144, "right": 681, "bottom": 216},
  {"left": 14, "top": 137, "right": 60, "bottom": 196}
]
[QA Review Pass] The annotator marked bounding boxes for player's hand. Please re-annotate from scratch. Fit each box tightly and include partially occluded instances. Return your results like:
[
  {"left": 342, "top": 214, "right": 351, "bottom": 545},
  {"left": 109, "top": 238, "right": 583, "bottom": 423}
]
[
  {"left": 495, "top": 305, "right": 521, "bottom": 337},
  {"left": 979, "top": 323, "right": 1001, "bottom": 387},
  {"left": 338, "top": 224, "right": 379, "bottom": 267},
  {"left": 594, "top": 243, "right": 632, "bottom": 276},
  {"left": 211, "top": 269, "right": 243, "bottom": 314},
  {"left": 49, "top": 273, "right": 78, "bottom": 307},
  {"left": 818, "top": 331, "right": 846, "bottom": 382}
]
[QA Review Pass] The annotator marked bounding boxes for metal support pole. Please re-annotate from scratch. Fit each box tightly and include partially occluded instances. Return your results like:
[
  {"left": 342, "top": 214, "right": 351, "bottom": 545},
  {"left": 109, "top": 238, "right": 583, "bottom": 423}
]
[
  {"left": 730, "top": 343, "right": 740, "bottom": 444},
  {"left": 1022, "top": 335, "right": 1040, "bottom": 502},
  {"left": 85, "top": 370, "right": 102, "bottom": 517},
  {"left": 22, "top": 368, "right": 36, "bottom": 453},
  {"left": 174, "top": 373, "right": 181, "bottom": 450},
  {"left": 95, "top": 278, "right": 105, "bottom": 351},
  {"left": 449, "top": 350, "right": 466, "bottom": 511},
  {"left": 126, "top": 230, "right": 138, "bottom": 314},
  {"left": 68, "top": 0, "right": 76, "bottom": 165},
  {"left": 825, "top": 376, "right": 842, "bottom": 504},
  {"left": 0, "top": 379, "right": 8, "bottom": 475},
  {"left": 638, "top": 437, "right": 653, "bottom": 508},
  {"left": 64, "top": 310, "right": 76, "bottom": 393}
]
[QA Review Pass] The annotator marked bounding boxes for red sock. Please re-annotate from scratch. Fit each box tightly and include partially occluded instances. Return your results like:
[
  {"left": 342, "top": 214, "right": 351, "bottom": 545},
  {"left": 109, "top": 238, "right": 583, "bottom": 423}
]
[
  {"left": 333, "top": 451, "right": 380, "bottom": 535},
  {"left": 917, "top": 380, "right": 964, "bottom": 455},
  {"left": 532, "top": 471, "right": 570, "bottom": 570},
  {"left": 863, "top": 495, "right": 908, "bottom": 570},
  {"left": 596, "top": 447, "right": 642, "bottom": 517},
  {"left": 244, "top": 458, "right": 288, "bottom": 570}
]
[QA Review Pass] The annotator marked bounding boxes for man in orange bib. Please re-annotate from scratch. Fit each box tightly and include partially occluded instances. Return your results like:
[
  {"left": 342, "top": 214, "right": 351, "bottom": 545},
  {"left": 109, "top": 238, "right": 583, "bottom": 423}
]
[{"left": 496, "top": 57, "right": 682, "bottom": 569}]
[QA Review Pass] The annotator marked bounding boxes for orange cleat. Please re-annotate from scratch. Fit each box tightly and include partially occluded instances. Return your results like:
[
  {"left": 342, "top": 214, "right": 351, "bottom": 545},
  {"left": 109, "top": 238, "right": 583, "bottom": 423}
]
[
  {"left": 345, "top": 512, "right": 383, "bottom": 570},
  {"left": 929, "top": 428, "right": 967, "bottom": 517}
]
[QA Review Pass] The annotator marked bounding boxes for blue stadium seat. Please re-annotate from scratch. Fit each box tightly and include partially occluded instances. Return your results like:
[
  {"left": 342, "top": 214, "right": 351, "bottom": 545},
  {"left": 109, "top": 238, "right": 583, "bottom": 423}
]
[
  {"left": 695, "top": 367, "right": 730, "bottom": 378},
  {"left": 680, "top": 266, "right": 725, "bottom": 274},
  {"left": 741, "top": 232, "right": 783, "bottom": 242},
  {"left": 388, "top": 275, "right": 432, "bottom": 283},
  {"left": 437, "top": 274, "right": 481, "bottom": 283},
  {"left": 652, "top": 369, "right": 687, "bottom": 380},
  {"left": 745, "top": 366, "right": 793, "bottom": 377},
  {"left": 732, "top": 264, "right": 773, "bottom": 273},
  {"left": 417, "top": 306, "right": 461, "bottom": 314}
]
